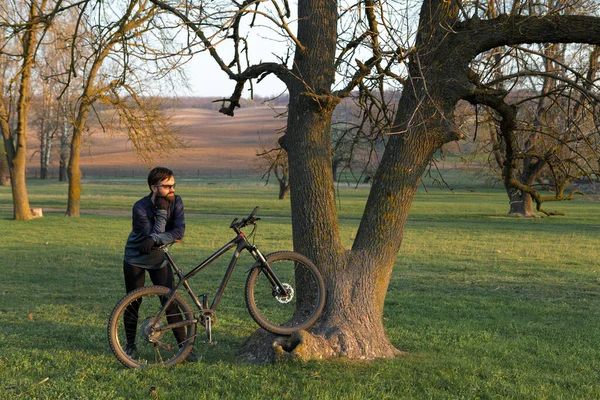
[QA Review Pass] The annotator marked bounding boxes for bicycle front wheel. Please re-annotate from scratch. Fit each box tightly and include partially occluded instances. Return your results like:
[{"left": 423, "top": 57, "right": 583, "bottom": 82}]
[
  {"left": 107, "top": 285, "right": 196, "bottom": 368},
  {"left": 245, "top": 251, "right": 325, "bottom": 335}
]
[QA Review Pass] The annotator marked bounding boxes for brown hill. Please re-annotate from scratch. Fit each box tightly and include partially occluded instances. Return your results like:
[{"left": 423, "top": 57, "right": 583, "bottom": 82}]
[{"left": 28, "top": 106, "right": 287, "bottom": 178}]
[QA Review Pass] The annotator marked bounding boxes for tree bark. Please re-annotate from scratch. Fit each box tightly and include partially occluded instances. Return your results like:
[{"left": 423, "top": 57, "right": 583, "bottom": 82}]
[
  {"left": 66, "top": 108, "right": 88, "bottom": 217},
  {"left": 507, "top": 187, "right": 537, "bottom": 217},
  {"left": 59, "top": 119, "right": 69, "bottom": 182},
  {"left": 1, "top": 2, "right": 43, "bottom": 220},
  {"left": 0, "top": 138, "right": 9, "bottom": 186},
  {"left": 278, "top": 180, "right": 290, "bottom": 200},
  {"left": 40, "top": 129, "right": 52, "bottom": 180}
]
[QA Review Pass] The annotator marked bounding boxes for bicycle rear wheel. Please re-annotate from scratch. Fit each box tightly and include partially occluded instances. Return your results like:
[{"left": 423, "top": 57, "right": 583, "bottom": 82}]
[
  {"left": 245, "top": 251, "right": 325, "bottom": 335},
  {"left": 107, "top": 285, "right": 196, "bottom": 368}
]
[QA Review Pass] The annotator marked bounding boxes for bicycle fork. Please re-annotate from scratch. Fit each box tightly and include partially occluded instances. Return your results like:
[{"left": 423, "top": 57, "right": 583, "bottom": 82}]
[{"left": 250, "top": 247, "right": 289, "bottom": 297}]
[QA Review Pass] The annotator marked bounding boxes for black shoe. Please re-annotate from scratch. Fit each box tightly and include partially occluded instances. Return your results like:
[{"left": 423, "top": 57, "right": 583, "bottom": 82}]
[
  {"left": 185, "top": 351, "right": 200, "bottom": 363},
  {"left": 124, "top": 344, "right": 137, "bottom": 359}
]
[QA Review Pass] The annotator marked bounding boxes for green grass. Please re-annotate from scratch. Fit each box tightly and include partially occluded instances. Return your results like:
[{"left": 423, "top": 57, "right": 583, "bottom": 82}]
[{"left": 1, "top": 176, "right": 600, "bottom": 398}]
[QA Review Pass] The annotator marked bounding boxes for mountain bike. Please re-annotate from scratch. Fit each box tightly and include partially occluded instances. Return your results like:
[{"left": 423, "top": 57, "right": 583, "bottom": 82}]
[{"left": 107, "top": 207, "right": 326, "bottom": 368}]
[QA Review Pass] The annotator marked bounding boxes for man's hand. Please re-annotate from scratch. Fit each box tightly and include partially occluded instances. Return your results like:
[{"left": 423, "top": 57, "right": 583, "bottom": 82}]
[
  {"left": 155, "top": 196, "right": 170, "bottom": 210},
  {"left": 139, "top": 237, "right": 156, "bottom": 254}
]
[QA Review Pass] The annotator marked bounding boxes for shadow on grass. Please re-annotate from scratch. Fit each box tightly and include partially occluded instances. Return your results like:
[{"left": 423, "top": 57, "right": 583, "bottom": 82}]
[{"left": 0, "top": 316, "right": 251, "bottom": 365}]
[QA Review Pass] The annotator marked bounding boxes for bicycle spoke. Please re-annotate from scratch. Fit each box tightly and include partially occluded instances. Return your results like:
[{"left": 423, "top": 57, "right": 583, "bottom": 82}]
[
  {"left": 246, "top": 252, "right": 325, "bottom": 335},
  {"left": 108, "top": 286, "right": 197, "bottom": 368}
]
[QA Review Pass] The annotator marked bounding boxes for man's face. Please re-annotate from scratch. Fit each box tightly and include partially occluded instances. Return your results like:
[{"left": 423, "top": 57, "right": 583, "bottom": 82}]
[{"left": 152, "top": 176, "right": 176, "bottom": 202}]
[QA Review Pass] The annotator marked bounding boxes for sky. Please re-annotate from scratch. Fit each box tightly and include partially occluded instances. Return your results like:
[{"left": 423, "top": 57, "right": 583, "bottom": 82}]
[{"left": 183, "top": 53, "right": 288, "bottom": 98}]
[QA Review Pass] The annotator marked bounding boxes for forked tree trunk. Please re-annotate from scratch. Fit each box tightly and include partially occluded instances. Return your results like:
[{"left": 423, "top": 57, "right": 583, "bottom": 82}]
[
  {"left": 239, "top": 98, "right": 444, "bottom": 361},
  {"left": 239, "top": 1, "right": 451, "bottom": 362},
  {"left": 236, "top": 0, "right": 600, "bottom": 363}
]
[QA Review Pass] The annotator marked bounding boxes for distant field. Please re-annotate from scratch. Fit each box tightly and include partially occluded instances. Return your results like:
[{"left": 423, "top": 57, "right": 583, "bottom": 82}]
[
  {"left": 26, "top": 106, "right": 287, "bottom": 178},
  {"left": 26, "top": 105, "right": 491, "bottom": 182}
]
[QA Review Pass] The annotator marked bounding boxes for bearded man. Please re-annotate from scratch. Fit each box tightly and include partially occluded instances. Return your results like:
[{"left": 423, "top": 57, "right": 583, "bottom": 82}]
[{"left": 121, "top": 166, "right": 197, "bottom": 361}]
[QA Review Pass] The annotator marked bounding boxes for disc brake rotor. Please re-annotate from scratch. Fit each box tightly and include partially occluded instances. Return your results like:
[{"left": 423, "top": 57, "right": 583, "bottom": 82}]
[{"left": 275, "top": 283, "right": 294, "bottom": 304}]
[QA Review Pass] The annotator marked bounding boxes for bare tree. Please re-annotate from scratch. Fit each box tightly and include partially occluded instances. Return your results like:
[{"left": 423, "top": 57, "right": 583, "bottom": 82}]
[
  {"left": 148, "top": 0, "right": 600, "bottom": 361},
  {"left": 32, "top": 78, "right": 61, "bottom": 179},
  {"left": 465, "top": 12, "right": 600, "bottom": 217},
  {"left": 330, "top": 90, "right": 397, "bottom": 184},
  {"left": 0, "top": 0, "right": 59, "bottom": 220},
  {"left": 63, "top": 0, "right": 184, "bottom": 216},
  {"left": 256, "top": 143, "right": 290, "bottom": 199},
  {"left": 32, "top": 8, "right": 82, "bottom": 182}
]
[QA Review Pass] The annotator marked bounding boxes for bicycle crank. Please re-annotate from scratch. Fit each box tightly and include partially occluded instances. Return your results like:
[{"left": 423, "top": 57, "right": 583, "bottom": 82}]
[{"left": 201, "top": 310, "right": 217, "bottom": 345}]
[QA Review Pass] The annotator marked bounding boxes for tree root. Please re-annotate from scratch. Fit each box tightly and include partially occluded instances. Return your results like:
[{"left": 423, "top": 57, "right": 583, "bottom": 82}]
[
  {"left": 238, "top": 327, "right": 402, "bottom": 363},
  {"left": 238, "top": 329, "right": 334, "bottom": 363}
]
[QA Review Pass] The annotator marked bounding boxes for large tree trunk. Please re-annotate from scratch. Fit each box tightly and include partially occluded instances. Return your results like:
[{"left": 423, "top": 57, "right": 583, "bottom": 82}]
[
  {"left": 8, "top": 156, "right": 32, "bottom": 220},
  {"left": 240, "top": 0, "right": 456, "bottom": 362},
  {"left": 2, "top": 2, "right": 40, "bottom": 220},
  {"left": 1, "top": 104, "right": 31, "bottom": 219},
  {"left": 240, "top": 0, "right": 393, "bottom": 360}
]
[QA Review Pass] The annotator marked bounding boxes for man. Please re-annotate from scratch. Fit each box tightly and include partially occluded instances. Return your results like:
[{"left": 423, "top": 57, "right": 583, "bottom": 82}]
[{"left": 122, "top": 167, "right": 197, "bottom": 362}]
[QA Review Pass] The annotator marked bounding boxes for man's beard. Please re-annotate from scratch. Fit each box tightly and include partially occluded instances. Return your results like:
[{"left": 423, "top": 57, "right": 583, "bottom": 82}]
[{"left": 160, "top": 193, "right": 175, "bottom": 202}]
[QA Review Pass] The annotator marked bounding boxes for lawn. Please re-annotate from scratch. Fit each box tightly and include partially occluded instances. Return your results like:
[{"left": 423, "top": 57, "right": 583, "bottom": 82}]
[{"left": 1, "top": 176, "right": 599, "bottom": 399}]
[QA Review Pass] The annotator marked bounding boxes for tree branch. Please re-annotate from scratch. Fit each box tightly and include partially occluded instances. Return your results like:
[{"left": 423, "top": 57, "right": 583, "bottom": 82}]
[
  {"left": 149, "top": 0, "right": 292, "bottom": 116},
  {"left": 462, "top": 15, "right": 600, "bottom": 56}
]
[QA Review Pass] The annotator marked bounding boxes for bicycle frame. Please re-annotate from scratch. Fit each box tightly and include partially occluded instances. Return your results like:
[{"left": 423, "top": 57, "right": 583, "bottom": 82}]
[{"left": 152, "top": 231, "right": 288, "bottom": 333}]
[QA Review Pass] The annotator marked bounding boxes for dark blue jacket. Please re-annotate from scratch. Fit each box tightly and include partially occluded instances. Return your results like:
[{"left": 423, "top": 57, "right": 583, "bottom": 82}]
[{"left": 123, "top": 194, "right": 185, "bottom": 269}]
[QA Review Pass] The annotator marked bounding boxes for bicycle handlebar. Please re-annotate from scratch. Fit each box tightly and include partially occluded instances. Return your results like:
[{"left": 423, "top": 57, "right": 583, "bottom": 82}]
[{"left": 230, "top": 206, "right": 260, "bottom": 231}]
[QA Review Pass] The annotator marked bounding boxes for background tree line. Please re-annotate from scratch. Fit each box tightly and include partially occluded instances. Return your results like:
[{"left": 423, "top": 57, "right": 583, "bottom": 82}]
[{"left": 1, "top": 0, "right": 184, "bottom": 219}]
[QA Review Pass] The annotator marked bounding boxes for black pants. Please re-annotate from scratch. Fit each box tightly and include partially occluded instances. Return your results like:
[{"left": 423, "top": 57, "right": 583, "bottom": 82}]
[{"left": 123, "top": 262, "right": 186, "bottom": 347}]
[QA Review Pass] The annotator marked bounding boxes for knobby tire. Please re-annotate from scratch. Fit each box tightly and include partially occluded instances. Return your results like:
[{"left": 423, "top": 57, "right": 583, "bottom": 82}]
[
  {"left": 245, "top": 251, "right": 325, "bottom": 335},
  {"left": 107, "top": 285, "right": 196, "bottom": 368}
]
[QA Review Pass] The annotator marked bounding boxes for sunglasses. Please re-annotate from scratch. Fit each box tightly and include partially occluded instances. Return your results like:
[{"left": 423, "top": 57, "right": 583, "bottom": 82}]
[{"left": 154, "top": 184, "right": 176, "bottom": 190}]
